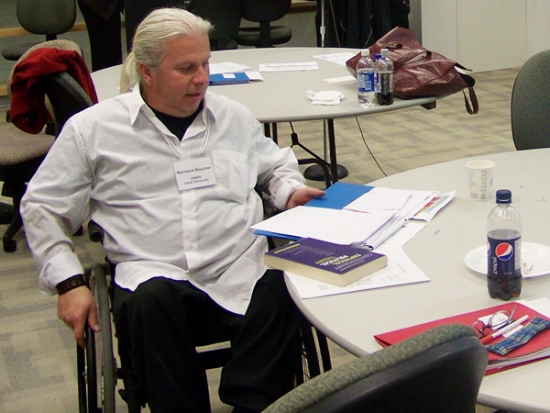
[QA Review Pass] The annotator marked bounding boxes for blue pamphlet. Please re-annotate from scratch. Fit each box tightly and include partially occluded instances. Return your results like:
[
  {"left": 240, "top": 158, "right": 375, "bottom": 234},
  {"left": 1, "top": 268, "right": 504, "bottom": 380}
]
[
  {"left": 305, "top": 182, "right": 373, "bottom": 210},
  {"left": 209, "top": 72, "right": 250, "bottom": 85}
]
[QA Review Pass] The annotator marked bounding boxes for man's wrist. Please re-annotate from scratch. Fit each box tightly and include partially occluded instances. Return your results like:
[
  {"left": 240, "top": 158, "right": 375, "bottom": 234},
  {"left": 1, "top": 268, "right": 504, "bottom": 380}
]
[{"left": 56, "top": 274, "right": 88, "bottom": 295}]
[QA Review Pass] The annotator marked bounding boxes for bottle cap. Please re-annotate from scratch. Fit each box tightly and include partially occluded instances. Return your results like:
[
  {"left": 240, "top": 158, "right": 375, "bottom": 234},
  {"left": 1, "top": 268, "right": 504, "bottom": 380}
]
[
  {"left": 361, "top": 48, "right": 370, "bottom": 56},
  {"left": 496, "top": 189, "right": 512, "bottom": 204},
  {"left": 381, "top": 48, "right": 389, "bottom": 56}
]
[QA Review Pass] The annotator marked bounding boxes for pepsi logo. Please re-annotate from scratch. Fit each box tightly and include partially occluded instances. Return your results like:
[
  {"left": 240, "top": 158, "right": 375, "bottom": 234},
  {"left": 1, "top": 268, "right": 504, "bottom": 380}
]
[{"left": 495, "top": 243, "right": 514, "bottom": 261}]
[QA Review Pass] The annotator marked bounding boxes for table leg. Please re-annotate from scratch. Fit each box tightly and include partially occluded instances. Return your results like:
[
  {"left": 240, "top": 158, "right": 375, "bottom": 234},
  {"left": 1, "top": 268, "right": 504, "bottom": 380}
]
[{"left": 303, "top": 119, "right": 348, "bottom": 184}]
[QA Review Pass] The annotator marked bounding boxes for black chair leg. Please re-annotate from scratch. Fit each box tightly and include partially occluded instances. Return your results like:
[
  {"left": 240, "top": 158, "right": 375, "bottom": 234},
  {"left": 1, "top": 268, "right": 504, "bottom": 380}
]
[
  {"left": 3, "top": 212, "right": 22, "bottom": 252},
  {"left": 1, "top": 187, "right": 25, "bottom": 252}
]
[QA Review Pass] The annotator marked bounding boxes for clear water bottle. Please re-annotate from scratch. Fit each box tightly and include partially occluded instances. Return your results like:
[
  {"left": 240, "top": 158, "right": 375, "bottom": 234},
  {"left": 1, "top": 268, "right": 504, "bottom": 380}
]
[
  {"left": 357, "top": 48, "right": 375, "bottom": 107},
  {"left": 376, "top": 48, "right": 394, "bottom": 106},
  {"left": 487, "top": 189, "right": 522, "bottom": 300}
]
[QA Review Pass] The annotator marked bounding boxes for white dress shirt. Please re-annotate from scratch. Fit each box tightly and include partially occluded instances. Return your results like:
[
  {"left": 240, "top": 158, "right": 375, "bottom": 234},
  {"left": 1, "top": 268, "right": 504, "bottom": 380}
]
[{"left": 21, "top": 86, "right": 306, "bottom": 315}]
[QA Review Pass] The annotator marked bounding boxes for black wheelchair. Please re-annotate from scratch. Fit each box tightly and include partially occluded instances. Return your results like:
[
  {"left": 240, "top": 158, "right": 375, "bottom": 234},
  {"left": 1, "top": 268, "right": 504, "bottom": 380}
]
[{"left": 77, "top": 221, "right": 332, "bottom": 413}]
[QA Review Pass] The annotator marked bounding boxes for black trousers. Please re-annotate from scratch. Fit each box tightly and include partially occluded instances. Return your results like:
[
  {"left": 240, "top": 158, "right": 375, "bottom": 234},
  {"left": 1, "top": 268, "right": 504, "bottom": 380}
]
[
  {"left": 112, "top": 269, "right": 300, "bottom": 413},
  {"left": 77, "top": 0, "right": 124, "bottom": 71}
]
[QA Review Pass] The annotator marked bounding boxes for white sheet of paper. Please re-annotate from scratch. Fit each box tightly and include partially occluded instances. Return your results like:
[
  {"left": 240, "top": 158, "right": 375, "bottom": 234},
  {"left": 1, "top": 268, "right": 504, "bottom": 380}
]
[
  {"left": 285, "top": 247, "right": 430, "bottom": 299},
  {"left": 345, "top": 187, "right": 432, "bottom": 213},
  {"left": 377, "top": 220, "right": 427, "bottom": 250},
  {"left": 324, "top": 75, "right": 356, "bottom": 84},
  {"left": 209, "top": 62, "right": 251, "bottom": 75},
  {"left": 519, "top": 297, "right": 550, "bottom": 318},
  {"left": 413, "top": 191, "right": 455, "bottom": 222},
  {"left": 259, "top": 62, "right": 319, "bottom": 72},
  {"left": 244, "top": 71, "right": 264, "bottom": 81},
  {"left": 314, "top": 52, "right": 357, "bottom": 65}
]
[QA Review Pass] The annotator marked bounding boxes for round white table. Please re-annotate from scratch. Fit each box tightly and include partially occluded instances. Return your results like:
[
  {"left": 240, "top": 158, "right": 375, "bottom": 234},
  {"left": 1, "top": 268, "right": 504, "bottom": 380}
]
[
  {"left": 287, "top": 148, "right": 550, "bottom": 413},
  {"left": 91, "top": 47, "right": 438, "bottom": 183}
]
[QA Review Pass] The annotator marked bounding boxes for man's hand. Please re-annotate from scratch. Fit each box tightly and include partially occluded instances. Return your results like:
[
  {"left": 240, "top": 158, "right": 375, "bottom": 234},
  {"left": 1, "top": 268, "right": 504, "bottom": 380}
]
[
  {"left": 57, "top": 286, "right": 100, "bottom": 348},
  {"left": 286, "top": 187, "right": 325, "bottom": 209}
]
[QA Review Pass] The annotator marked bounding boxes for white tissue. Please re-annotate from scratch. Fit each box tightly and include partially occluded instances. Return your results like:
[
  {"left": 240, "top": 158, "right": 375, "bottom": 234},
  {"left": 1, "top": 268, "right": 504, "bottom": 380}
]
[{"left": 306, "top": 90, "right": 345, "bottom": 106}]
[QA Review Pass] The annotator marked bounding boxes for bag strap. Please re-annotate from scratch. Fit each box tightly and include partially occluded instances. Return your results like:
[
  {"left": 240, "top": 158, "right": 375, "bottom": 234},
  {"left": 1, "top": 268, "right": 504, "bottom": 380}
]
[
  {"left": 462, "top": 87, "right": 479, "bottom": 115},
  {"left": 459, "top": 71, "right": 479, "bottom": 115}
]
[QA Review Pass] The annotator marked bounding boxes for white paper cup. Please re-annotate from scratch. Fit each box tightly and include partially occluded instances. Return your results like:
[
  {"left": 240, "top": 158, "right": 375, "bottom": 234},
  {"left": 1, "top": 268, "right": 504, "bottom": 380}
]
[{"left": 466, "top": 160, "right": 495, "bottom": 200}]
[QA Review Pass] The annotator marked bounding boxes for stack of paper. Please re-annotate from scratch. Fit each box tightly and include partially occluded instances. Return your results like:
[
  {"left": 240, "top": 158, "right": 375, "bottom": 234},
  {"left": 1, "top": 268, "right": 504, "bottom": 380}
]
[
  {"left": 252, "top": 182, "right": 454, "bottom": 250},
  {"left": 209, "top": 62, "right": 264, "bottom": 85}
]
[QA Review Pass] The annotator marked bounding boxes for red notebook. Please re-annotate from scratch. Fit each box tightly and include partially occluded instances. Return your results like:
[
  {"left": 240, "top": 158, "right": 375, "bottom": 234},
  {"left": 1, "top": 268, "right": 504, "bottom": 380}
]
[{"left": 374, "top": 301, "right": 550, "bottom": 375}]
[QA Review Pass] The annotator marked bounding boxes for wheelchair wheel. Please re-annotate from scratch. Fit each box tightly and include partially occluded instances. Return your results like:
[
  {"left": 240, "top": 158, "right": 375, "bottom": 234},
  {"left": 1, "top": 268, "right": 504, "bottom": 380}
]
[
  {"left": 77, "top": 264, "right": 117, "bottom": 413},
  {"left": 297, "top": 316, "right": 332, "bottom": 385}
]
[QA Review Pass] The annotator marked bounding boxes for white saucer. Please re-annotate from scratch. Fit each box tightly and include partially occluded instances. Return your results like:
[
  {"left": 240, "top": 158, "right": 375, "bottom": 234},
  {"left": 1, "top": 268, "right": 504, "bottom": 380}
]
[{"left": 464, "top": 242, "right": 550, "bottom": 278}]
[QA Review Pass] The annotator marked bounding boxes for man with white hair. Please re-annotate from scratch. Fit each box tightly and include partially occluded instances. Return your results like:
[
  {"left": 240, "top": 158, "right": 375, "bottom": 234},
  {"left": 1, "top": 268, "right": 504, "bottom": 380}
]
[{"left": 21, "top": 7, "right": 324, "bottom": 413}]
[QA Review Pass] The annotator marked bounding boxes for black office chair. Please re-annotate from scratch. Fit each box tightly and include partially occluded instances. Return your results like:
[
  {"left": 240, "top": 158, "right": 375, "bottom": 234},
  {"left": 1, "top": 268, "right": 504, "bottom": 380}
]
[
  {"left": 511, "top": 50, "right": 550, "bottom": 150},
  {"left": 237, "top": 0, "right": 293, "bottom": 48},
  {"left": 1, "top": 0, "right": 77, "bottom": 62},
  {"left": 263, "top": 324, "right": 488, "bottom": 413},
  {"left": 40, "top": 72, "right": 94, "bottom": 136},
  {"left": 79, "top": 221, "right": 332, "bottom": 413},
  {"left": 188, "top": 0, "right": 242, "bottom": 50}
]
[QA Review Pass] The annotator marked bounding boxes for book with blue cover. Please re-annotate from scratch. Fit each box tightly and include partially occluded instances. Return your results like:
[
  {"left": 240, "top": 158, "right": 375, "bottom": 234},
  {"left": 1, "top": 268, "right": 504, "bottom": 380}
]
[{"left": 265, "top": 238, "right": 387, "bottom": 286}]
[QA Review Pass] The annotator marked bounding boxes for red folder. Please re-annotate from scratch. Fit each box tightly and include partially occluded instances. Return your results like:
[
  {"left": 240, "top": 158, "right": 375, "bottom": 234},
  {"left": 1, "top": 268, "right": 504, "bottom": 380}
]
[{"left": 374, "top": 302, "right": 550, "bottom": 375}]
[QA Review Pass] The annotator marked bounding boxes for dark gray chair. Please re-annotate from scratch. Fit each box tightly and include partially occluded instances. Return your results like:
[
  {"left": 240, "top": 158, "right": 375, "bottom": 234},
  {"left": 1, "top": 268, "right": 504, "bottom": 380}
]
[
  {"left": 188, "top": 0, "right": 242, "bottom": 50},
  {"left": 511, "top": 50, "right": 550, "bottom": 150},
  {"left": 1, "top": 0, "right": 77, "bottom": 61},
  {"left": 237, "top": 0, "right": 292, "bottom": 48},
  {"left": 263, "top": 324, "right": 488, "bottom": 413}
]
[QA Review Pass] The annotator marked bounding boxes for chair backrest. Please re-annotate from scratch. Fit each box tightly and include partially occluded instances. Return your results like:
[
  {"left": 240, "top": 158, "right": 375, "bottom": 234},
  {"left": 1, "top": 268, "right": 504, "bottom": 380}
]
[
  {"left": 40, "top": 72, "right": 94, "bottom": 136},
  {"left": 263, "top": 324, "right": 488, "bottom": 413},
  {"left": 17, "top": 0, "right": 76, "bottom": 36},
  {"left": 241, "top": 0, "right": 291, "bottom": 23},
  {"left": 511, "top": 50, "right": 550, "bottom": 150},
  {"left": 8, "top": 39, "right": 83, "bottom": 98},
  {"left": 189, "top": 0, "right": 242, "bottom": 50}
]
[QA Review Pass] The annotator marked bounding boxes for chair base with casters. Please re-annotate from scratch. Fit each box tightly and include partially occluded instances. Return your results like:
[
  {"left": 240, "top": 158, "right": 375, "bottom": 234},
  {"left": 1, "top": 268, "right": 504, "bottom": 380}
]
[{"left": 77, "top": 221, "right": 332, "bottom": 413}]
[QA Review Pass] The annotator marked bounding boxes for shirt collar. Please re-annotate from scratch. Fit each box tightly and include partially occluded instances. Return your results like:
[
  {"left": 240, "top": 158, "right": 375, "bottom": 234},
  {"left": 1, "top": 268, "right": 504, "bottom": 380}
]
[
  {"left": 128, "top": 83, "right": 151, "bottom": 125},
  {"left": 126, "top": 84, "right": 215, "bottom": 127}
]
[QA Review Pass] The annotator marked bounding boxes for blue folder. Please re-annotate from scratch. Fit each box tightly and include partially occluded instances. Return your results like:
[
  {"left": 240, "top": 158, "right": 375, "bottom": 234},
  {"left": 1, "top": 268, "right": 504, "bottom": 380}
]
[
  {"left": 209, "top": 72, "right": 250, "bottom": 85},
  {"left": 254, "top": 182, "right": 374, "bottom": 239}
]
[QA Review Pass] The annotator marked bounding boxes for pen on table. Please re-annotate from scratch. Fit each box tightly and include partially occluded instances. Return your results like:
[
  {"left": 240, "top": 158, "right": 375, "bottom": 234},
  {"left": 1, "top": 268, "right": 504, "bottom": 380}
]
[{"left": 481, "top": 314, "right": 530, "bottom": 345}]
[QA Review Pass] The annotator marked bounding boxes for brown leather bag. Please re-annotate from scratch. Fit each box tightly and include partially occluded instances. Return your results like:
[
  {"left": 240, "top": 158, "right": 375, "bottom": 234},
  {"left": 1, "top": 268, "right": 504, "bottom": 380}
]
[{"left": 346, "top": 27, "right": 479, "bottom": 114}]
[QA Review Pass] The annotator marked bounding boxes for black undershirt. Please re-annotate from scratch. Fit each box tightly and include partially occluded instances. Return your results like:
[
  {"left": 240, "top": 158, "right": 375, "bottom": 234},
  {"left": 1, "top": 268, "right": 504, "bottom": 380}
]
[{"left": 150, "top": 101, "right": 203, "bottom": 141}]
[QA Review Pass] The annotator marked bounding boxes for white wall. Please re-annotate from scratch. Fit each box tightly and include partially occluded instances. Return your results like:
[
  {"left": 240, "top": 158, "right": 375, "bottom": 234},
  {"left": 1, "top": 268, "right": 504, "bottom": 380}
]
[
  {"left": 526, "top": 0, "right": 550, "bottom": 57},
  {"left": 420, "top": 0, "right": 550, "bottom": 72}
]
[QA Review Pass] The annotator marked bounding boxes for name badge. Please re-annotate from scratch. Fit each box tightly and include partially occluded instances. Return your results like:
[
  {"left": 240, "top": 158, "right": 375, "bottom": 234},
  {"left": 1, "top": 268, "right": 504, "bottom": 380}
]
[{"left": 173, "top": 158, "right": 217, "bottom": 190}]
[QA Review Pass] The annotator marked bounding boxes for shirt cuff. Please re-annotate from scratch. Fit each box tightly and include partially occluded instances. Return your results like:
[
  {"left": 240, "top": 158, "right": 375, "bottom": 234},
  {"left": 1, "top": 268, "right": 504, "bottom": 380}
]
[{"left": 39, "top": 251, "right": 85, "bottom": 295}]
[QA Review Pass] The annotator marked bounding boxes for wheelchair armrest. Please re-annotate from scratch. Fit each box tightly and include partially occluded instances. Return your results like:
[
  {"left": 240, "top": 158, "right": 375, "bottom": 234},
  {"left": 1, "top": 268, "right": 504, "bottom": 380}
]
[{"left": 87, "top": 220, "right": 105, "bottom": 244}]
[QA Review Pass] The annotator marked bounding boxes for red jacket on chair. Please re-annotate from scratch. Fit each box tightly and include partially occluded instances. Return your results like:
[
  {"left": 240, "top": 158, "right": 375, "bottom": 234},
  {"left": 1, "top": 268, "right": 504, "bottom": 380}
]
[{"left": 10, "top": 48, "right": 98, "bottom": 134}]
